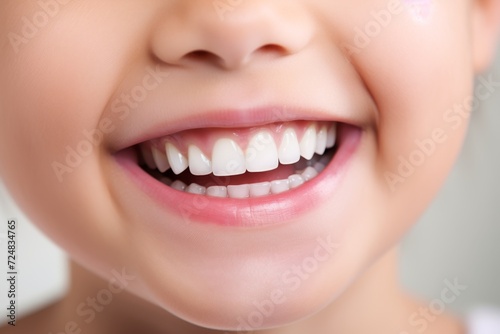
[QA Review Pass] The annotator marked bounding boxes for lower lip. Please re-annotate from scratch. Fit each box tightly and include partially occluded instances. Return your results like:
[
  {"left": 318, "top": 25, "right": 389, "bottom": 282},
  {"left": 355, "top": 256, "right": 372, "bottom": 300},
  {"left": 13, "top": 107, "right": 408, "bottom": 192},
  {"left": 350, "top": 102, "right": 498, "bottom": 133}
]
[{"left": 115, "top": 124, "right": 362, "bottom": 227}]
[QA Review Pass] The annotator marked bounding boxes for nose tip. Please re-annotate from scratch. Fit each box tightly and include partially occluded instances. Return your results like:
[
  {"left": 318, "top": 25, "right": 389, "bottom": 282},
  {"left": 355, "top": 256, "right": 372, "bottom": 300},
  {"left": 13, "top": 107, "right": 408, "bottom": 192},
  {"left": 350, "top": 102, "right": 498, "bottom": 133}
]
[{"left": 150, "top": 2, "right": 314, "bottom": 70}]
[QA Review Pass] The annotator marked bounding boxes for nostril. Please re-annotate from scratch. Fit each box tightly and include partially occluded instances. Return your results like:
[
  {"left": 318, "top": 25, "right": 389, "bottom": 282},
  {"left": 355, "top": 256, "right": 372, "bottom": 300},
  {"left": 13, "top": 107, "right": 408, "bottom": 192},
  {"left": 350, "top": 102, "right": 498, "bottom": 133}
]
[
  {"left": 184, "top": 49, "right": 222, "bottom": 64},
  {"left": 259, "top": 44, "right": 287, "bottom": 54},
  {"left": 180, "top": 44, "right": 288, "bottom": 69},
  {"left": 253, "top": 44, "right": 290, "bottom": 60}
]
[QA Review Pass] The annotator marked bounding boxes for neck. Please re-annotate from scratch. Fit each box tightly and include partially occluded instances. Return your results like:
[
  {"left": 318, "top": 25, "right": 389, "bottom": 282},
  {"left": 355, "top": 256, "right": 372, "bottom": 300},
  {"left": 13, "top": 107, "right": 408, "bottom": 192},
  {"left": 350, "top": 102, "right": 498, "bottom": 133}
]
[{"left": 55, "top": 247, "right": 463, "bottom": 334}]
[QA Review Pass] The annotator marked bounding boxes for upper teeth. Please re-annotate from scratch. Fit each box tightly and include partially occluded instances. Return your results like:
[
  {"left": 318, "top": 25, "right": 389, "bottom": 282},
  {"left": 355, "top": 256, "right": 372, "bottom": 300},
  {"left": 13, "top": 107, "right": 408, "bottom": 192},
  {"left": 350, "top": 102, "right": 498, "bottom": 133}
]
[{"left": 142, "top": 122, "right": 337, "bottom": 177}]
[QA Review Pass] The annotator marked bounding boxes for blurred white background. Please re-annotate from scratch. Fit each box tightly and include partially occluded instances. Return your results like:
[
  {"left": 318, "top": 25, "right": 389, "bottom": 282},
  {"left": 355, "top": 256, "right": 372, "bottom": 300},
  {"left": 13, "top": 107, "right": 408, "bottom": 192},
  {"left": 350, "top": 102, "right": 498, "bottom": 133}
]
[{"left": 0, "top": 50, "right": 499, "bottom": 320}]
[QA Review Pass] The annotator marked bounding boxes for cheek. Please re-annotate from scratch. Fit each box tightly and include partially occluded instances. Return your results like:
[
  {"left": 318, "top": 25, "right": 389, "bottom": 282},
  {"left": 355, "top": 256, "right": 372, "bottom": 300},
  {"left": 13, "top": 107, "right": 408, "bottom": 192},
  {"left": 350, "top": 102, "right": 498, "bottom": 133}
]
[
  {"left": 0, "top": 0, "right": 171, "bottom": 281},
  {"left": 0, "top": 0, "right": 159, "bottom": 190},
  {"left": 348, "top": 2, "right": 473, "bottom": 237},
  {"left": 370, "top": 20, "right": 472, "bottom": 161},
  {"left": 358, "top": 3, "right": 473, "bottom": 183},
  {"left": 0, "top": 50, "right": 115, "bottom": 269},
  {"left": 0, "top": 3, "right": 137, "bottom": 266},
  {"left": 0, "top": 30, "right": 101, "bottom": 210}
]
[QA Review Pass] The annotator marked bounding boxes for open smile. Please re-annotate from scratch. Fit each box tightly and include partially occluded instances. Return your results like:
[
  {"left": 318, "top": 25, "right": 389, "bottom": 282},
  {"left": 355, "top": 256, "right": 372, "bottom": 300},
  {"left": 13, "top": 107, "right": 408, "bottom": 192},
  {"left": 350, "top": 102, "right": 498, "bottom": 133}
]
[
  {"left": 114, "top": 108, "right": 362, "bottom": 227},
  {"left": 140, "top": 120, "right": 337, "bottom": 197}
]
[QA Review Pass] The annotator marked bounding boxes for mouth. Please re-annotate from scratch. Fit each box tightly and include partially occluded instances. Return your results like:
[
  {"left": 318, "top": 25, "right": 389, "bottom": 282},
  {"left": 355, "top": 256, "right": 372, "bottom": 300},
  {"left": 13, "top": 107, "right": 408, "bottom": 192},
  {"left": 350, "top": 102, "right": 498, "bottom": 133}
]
[
  {"left": 115, "top": 112, "right": 362, "bottom": 227},
  {"left": 139, "top": 120, "right": 337, "bottom": 198}
]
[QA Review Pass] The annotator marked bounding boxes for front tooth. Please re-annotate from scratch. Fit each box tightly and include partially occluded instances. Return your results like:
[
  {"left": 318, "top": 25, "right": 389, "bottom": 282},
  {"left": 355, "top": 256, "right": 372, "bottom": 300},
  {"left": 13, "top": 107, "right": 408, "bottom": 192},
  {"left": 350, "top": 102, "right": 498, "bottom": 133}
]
[
  {"left": 315, "top": 125, "right": 327, "bottom": 155},
  {"left": 207, "top": 186, "right": 228, "bottom": 198},
  {"left": 326, "top": 124, "right": 337, "bottom": 148},
  {"left": 152, "top": 147, "right": 170, "bottom": 172},
  {"left": 186, "top": 183, "right": 206, "bottom": 195},
  {"left": 246, "top": 131, "right": 279, "bottom": 173},
  {"left": 188, "top": 145, "right": 212, "bottom": 176},
  {"left": 227, "top": 184, "right": 250, "bottom": 199},
  {"left": 271, "top": 179, "right": 290, "bottom": 194},
  {"left": 278, "top": 128, "right": 301, "bottom": 165},
  {"left": 249, "top": 182, "right": 271, "bottom": 198},
  {"left": 212, "top": 139, "right": 246, "bottom": 176},
  {"left": 166, "top": 143, "right": 188, "bottom": 175},
  {"left": 299, "top": 124, "right": 317, "bottom": 160}
]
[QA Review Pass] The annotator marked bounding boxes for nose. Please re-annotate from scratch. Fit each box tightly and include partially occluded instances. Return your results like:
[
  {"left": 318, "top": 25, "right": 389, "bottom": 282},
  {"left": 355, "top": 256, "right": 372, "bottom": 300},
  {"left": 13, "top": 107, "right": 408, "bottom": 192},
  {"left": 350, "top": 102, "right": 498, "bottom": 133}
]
[{"left": 149, "top": 1, "right": 314, "bottom": 70}]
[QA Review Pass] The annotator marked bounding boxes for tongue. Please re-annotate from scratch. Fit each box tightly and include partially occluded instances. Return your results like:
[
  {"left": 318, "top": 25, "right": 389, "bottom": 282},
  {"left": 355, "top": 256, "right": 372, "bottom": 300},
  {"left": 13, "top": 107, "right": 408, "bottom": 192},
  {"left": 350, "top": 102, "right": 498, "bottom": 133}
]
[{"left": 175, "top": 164, "right": 298, "bottom": 187}]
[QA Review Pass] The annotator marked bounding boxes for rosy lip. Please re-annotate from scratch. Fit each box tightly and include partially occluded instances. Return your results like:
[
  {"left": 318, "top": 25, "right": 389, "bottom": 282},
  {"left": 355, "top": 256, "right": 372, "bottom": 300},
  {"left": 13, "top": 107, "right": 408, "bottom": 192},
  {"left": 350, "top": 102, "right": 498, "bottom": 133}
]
[{"left": 114, "top": 123, "right": 362, "bottom": 227}]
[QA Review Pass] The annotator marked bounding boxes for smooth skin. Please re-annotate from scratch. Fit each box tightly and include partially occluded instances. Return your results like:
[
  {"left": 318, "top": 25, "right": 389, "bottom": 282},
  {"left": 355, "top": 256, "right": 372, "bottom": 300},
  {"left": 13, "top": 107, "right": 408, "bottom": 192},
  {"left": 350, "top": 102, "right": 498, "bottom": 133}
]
[{"left": 1, "top": 1, "right": 500, "bottom": 333}]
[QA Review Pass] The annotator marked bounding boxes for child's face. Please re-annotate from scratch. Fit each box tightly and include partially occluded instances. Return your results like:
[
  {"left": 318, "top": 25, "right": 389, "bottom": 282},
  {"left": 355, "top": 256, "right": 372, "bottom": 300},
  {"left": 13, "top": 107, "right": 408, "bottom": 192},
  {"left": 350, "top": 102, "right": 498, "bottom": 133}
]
[{"left": 0, "top": 0, "right": 491, "bottom": 330}]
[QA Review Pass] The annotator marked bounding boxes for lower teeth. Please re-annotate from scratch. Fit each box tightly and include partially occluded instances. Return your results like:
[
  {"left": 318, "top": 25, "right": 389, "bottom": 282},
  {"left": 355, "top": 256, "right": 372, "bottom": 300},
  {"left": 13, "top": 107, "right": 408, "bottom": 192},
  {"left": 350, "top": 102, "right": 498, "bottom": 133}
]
[{"left": 153, "top": 152, "right": 333, "bottom": 199}]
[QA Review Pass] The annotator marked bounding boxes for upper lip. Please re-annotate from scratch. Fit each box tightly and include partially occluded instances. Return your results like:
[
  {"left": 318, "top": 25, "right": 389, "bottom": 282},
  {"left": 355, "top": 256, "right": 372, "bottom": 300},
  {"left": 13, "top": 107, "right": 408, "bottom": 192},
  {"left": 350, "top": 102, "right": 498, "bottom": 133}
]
[{"left": 110, "top": 105, "right": 369, "bottom": 153}]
